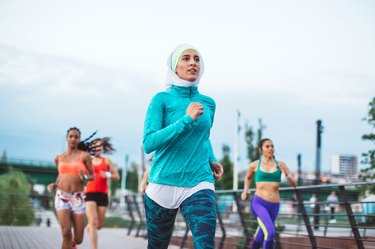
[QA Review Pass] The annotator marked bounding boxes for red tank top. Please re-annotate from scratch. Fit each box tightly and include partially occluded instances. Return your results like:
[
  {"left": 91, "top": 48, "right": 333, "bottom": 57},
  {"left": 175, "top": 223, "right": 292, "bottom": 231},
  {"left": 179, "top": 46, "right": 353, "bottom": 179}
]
[
  {"left": 85, "top": 157, "right": 109, "bottom": 194},
  {"left": 58, "top": 152, "right": 86, "bottom": 176}
]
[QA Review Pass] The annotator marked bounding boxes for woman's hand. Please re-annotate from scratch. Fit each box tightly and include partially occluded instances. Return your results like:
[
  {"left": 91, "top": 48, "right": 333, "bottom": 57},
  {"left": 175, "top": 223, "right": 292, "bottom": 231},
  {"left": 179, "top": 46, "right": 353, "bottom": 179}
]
[
  {"left": 210, "top": 162, "right": 224, "bottom": 180},
  {"left": 241, "top": 190, "right": 250, "bottom": 200},
  {"left": 48, "top": 183, "right": 57, "bottom": 192},
  {"left": 100, "top": 170, "right": 112, "bottom": 178},
  {"left": 79, "top": 169, "right": 88, "bottom": 183},
  {"left": 186, "top": 102, "right": 204, "bottom": 121},
  {"left": 139, "top": 184, "right": 147, "bottom": 194}
]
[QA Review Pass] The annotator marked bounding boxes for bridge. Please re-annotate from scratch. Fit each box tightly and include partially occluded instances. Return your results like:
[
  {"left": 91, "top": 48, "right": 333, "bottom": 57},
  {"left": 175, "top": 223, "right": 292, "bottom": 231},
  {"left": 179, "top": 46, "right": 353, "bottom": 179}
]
[{"left": 0, "top": 158, "right": 124, "bottom": 186}]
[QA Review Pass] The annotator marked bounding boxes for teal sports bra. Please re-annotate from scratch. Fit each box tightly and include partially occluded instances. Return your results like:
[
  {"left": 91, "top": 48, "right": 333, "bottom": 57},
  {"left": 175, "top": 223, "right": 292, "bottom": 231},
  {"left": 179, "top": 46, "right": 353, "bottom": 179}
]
[{"left": 254, "top": 158, "right": 282, "bottom": 183}]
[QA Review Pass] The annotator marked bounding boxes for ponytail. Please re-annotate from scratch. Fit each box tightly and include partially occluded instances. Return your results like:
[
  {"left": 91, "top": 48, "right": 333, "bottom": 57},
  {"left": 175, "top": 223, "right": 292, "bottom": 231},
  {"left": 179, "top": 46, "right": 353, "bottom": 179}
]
[{"left": 89, "top": 137, "right": 115, "bottom": 155}]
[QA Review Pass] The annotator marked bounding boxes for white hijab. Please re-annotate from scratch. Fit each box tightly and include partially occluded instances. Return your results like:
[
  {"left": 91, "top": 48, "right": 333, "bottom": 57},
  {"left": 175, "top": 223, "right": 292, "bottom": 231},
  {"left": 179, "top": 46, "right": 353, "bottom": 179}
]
[{"left": 165, "top": 44, "right": 205, "bottom": 89}]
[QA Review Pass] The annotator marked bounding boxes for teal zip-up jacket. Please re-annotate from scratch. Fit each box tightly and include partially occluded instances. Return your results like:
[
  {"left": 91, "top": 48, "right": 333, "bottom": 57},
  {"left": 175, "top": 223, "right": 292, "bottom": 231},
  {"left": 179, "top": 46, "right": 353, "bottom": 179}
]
[{"left": 143, "top": 85, "right": 217, "bottom": 187}]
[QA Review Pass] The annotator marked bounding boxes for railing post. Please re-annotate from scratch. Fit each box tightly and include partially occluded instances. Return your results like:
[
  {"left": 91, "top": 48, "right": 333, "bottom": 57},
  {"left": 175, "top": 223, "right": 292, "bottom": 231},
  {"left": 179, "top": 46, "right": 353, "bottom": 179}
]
[
  {"left": 338, "top": 186, "right": 364, "bottom": 249},
  {"left": 132, "top": 195, "right": 145, "bottom": 237},
  {"left": 125, "top": 195, "right": 135, "bottom": 235},
  {"left": 295, "top": 189, "right": 317, "bottom": 249},
  {"left": 215, "top": 194, "right": 226, "bottom": 249},
  {"left": 232, "top": 192, "right": 251, "bottom": 249},
  {"left": 141, "top": 194, "right": 148, "bottom": 239}
]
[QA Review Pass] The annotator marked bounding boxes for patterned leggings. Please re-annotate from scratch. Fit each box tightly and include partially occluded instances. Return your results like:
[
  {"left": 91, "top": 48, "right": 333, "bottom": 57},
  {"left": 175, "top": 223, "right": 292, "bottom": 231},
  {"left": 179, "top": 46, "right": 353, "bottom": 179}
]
[{"left": 144, "top": 189, "right": 217, "bottom": 249}]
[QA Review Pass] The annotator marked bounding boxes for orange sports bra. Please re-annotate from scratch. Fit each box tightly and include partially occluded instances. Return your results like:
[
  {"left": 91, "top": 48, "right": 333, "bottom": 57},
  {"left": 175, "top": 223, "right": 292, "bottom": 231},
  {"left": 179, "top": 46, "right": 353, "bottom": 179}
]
[{"left": 58, "top": 152, "right": 86, "bottom": 176}]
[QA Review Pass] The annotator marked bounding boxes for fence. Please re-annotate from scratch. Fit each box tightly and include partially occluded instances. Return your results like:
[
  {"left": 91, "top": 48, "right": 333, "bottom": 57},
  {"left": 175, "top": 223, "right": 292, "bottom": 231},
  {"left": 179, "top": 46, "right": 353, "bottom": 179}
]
[
  {"left": 123, "top": 182, "right": 375, "bottom": 249},
  {"left": 1, "top": 182, "right": 375, "bottom": 249}
]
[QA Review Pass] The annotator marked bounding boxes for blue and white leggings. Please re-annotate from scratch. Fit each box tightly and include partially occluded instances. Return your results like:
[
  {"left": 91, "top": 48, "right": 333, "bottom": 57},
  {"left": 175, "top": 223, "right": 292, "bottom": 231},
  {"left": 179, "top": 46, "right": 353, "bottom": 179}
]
[
  {"left": 144, "top": 189, "right": 217, "bottom": 249},
  {"left": 250, "top": 195, "right": 280, "bottom": 249}
]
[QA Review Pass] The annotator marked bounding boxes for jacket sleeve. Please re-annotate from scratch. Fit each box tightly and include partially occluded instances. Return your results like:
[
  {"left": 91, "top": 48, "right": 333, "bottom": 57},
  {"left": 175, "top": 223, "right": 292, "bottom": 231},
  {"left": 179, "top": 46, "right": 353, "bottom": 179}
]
[
  {"left": 207, "top": 140, "right": 217, "bottom": 163},
  {"left": 207, "top": 98, "right": 217, "bottom": 163},
  {"left": 143, "top": 94, "right": 194, "bottom": 154}
]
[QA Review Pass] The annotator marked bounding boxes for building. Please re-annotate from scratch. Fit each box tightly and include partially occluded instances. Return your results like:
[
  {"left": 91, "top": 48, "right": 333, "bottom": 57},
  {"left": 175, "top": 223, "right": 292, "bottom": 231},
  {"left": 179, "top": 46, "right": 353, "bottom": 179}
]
[{"left": 331, "top": 154, "right": 358, "bottom": 182}]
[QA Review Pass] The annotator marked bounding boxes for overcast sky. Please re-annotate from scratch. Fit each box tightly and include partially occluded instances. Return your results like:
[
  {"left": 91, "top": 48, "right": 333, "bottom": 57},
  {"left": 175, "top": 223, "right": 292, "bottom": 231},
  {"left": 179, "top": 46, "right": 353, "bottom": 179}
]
[{"left": 0, "top": 0, "right": 374, "bottom": 174}]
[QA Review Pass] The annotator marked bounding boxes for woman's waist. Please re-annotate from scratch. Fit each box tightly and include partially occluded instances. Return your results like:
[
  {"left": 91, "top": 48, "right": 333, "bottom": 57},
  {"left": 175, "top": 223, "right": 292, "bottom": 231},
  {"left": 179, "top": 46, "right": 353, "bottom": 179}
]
[
  {"left": 56, "top": 188, "right": 85, "bottom": 198},
  {"left": 57, "top": 176, "right": 85, "bottom": 193},
  {"left": 149, "top": 167, "right": 214, "bottom": 187},
  {"left": 86, "top": 180, "right": 108, "bottom": 192},
  {"left": 254, "top": 189, "right": 280, "bottom": 203}
]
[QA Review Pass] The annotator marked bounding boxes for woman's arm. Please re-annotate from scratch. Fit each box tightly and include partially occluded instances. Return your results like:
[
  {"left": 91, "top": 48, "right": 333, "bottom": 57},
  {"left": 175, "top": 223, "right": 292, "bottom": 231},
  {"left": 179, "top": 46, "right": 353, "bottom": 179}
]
[
  {"left": 280, "top": 161, "right": 297, "bottom": 187},
  {"left": 82, "top": 152, "right": 94, "bottom": 181},
  {"left": 48, "top": 155, "right": 60, "bottom": 191},
  {"left": 140, "top": 168, "right": 150, "bottom": 193},
  {"left": 105, "top": 158, "right": 120, "bottom": 181},
  {"left": 241, "top": 162, "right": 256, "bottom": 200},
  {"left": 143, "top": 94, "right": 195, "bottom": 153},
  {"left": 207, "top": 140, "right": 217, "bottom": 163}
]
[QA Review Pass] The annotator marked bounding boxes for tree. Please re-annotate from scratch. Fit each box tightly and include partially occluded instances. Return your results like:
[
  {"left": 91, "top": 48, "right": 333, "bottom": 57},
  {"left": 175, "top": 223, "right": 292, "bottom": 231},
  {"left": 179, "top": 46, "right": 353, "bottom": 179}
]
[
  {"left": 0, "top": 169, "right": 35, "bottom": 225},
  {"left": 216, "top": 144, "right": 233, "bottom": 190},
  {"left": 126, "top": 162, "right": 139, "bottom": 192},
  {"left": 359, "top": 97, "right": 375, "bottom": 195},
  {"left": 244, "top": 119, "right": 266, "bottom": 163},
  {"left": 241, "top": 118, "right": 265, "bottom": 189},
  {"left": 0, "top": 150, "right": 7, "bottom": 164}
]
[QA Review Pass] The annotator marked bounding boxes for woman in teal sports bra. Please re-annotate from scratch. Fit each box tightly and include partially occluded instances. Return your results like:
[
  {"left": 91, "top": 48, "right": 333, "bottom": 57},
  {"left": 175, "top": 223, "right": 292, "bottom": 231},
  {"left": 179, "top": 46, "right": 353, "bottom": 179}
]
[{"left": 241, "top": 138, "right": 297, "bottom": 249}]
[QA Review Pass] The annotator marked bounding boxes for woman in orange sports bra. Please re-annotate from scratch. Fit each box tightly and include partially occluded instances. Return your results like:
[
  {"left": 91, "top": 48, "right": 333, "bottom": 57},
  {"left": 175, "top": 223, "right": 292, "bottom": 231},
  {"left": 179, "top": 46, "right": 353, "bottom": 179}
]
[
  {"left": 85, "top": 138, "right": 119, "bottom": 249},
  {"left": 49, "top": 127, "right": 94, "bottom": 249}
]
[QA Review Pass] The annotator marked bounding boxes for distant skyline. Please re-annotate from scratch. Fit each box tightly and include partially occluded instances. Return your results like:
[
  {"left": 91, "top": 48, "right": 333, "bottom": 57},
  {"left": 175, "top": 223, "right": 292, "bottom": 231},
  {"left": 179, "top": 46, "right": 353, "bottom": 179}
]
[{"left": 0, "top": 0, "right": 374, "bottom": 173}]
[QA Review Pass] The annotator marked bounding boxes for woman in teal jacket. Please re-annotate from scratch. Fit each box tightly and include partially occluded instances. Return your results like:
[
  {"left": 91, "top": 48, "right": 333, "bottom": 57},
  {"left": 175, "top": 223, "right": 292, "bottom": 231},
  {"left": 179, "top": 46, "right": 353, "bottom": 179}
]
[{"left": 143, "top": 44, "right": 224, "bottom": 249}]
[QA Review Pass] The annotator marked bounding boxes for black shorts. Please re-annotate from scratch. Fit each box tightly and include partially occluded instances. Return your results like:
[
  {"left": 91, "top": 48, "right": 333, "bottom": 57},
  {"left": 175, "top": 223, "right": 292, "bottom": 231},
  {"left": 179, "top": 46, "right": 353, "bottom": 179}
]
[{"left": 85, "top": 192, "right": 109, "bottom": 207}]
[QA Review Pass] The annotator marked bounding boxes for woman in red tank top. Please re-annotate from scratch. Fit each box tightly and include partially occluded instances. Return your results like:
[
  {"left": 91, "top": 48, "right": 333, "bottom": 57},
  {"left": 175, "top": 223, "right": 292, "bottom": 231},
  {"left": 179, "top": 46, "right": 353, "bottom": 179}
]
[
  {"left": 48, "top": 127, "right": 94, "bottom": 249},
  {"left": 85, "top": 138, "right": 120, "bottom": 249}
]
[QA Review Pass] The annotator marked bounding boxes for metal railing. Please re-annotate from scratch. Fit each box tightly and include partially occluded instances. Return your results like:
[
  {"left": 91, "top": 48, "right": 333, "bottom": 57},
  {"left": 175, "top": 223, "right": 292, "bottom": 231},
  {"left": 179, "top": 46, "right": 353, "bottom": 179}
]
[
  {"left": 1, "top": 181, "right": 374, "bottom": 249},
  {"left": 123, "top": 182, "right": 375, "bottom": 249}
]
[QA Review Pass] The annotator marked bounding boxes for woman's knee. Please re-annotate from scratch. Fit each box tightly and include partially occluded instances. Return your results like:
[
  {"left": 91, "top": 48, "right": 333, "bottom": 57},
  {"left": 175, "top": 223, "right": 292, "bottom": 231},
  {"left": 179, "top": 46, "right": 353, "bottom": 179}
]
[
  {"left": 74, "top": 236, "right": 84, "bottom": 245},
  {"left": 89, "top": 217, "right": 99, "bottom": 228},
  {"left": 61, "top": 228, "right": 72, "bottom": 240}
]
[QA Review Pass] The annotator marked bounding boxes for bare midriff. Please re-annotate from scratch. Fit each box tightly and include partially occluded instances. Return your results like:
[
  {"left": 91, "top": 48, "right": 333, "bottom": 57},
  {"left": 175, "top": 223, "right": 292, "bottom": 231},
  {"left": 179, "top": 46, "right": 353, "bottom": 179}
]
[
  {"left": 57, "top": 176, "right": 84, "bottom": 193},
  {"left": 254, "top": 182, "right": 280, "bottom": 203}
]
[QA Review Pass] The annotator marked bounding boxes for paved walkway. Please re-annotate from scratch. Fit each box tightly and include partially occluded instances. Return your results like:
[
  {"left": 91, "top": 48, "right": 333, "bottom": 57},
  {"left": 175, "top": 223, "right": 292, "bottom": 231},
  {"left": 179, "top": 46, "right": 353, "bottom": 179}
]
[{"left": 0, "top": 226, "right": 180, "bottom": 249}]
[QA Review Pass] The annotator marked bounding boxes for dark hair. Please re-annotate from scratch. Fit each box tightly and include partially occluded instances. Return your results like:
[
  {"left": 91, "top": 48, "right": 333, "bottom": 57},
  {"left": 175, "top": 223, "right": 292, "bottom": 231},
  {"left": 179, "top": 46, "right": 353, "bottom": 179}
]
[
  {"left": 259, "top": 138, "right": 272, "bottom": 152},
  {"left": 258, "top": 138, "right": 276, "bottom": 159},
  {"left": 66, "top": 127, "right": 81, "bottom": 137},
  {"left": 89, "top": 137, "right": 115, "bottom": 155},
  {"left": 66, "top": 127, "right": 98, "bottom": 152}
]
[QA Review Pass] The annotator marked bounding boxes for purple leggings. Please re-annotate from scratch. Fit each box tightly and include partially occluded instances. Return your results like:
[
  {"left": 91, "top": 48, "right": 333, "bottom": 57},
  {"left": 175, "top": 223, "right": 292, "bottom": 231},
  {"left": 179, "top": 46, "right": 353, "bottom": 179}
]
[{"left": 250, "top": 195, "right": 280, "bottom": 249}]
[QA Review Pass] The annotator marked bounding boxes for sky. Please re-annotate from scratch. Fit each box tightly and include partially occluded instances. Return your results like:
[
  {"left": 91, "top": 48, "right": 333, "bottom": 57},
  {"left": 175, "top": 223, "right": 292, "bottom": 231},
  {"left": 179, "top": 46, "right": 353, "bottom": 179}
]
[{"left": 0, "top": 0, "right": 374, "bottom": 174}]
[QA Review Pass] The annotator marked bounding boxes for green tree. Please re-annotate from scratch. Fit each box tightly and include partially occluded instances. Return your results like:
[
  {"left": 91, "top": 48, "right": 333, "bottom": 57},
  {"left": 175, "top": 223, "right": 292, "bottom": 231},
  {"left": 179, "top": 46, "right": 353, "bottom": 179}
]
[
  {"left": 359, "top": 97, "right": 375, "bottom": 195},
  {"left": 0, "top": 169, "right": 35, "bottom": 225},
  {"left": 241, "top": 118, "right": 265, "bottom": 189},
  {"left": 109, "top": 163, "right": 120, "bottom": 200},
  {"left": 126, "top": 162, "right": 139, "bottom": 192},
  {"left": 1, "top": 150, "right": 7, "bottom": 164},
  {"left": 245, "top": 119, "right": 265, "bottom": 163},
  {"left": 216, "top": 144, "right": 233, "bottom": 190}
]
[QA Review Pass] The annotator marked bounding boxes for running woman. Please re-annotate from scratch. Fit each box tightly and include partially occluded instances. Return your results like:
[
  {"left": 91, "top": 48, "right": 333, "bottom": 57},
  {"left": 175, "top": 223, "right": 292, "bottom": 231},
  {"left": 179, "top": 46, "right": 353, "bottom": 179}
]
[
  {"left": 241, "top": 138, "right": 297, "bottom": 249},
  {"left": 85, "top": 138, "right": 120, "bottom": 249},
  {"left": 143, "top": 44, "right": 224, "bottom": 249},
  {"left": 48, "top": 127, "right": 94, "bottom": 249}
]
